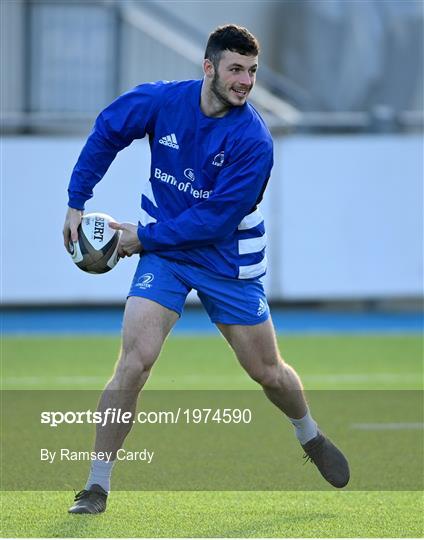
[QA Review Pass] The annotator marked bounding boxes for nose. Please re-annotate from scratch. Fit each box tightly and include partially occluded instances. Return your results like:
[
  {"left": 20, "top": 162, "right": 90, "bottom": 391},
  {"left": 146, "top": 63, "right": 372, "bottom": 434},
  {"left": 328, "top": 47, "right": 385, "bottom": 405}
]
[{"left": 239, "top": 71, "right": 252, "bottom": 87}]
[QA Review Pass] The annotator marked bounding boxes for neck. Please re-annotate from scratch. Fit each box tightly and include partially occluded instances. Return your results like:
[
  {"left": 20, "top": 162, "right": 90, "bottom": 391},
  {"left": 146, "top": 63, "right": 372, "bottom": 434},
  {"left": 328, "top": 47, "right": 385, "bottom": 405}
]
[{"left": 200, "top": 78, "right": 231, "bottom": 118}]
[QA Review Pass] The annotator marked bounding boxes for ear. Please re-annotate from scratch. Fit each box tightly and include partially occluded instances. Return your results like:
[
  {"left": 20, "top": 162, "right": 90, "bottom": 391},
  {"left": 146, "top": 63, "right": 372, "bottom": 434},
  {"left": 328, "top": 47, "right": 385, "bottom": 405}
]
[{"left": 203, "top": 58, "right": 215, "bottom": 79}]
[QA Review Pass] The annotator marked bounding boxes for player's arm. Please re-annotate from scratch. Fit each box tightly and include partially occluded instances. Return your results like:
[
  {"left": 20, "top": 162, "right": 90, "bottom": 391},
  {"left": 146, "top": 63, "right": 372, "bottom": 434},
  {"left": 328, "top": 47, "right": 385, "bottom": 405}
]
[
  {"left": 138, "top": 138, "right": 273, "bottom": 251},
  {"left": 64, "top": 84, "right": 161, "bottom": 252},
  {"left": 67, "top": 84, "right": 159, "bottom": 210}
]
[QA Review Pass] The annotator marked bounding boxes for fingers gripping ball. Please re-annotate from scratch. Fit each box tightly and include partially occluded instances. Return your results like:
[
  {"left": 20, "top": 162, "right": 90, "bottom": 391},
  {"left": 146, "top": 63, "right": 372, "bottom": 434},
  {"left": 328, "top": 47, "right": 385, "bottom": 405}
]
[{"left": 69, "top": 213, "right": 120, "bottom": 274}]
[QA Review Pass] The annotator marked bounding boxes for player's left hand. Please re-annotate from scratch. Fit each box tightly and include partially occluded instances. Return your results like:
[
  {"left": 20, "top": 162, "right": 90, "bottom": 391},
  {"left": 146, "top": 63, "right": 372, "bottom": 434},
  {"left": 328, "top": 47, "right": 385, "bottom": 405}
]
[{"left": 109, "top": 221, "right": 143, "bottom": 258}]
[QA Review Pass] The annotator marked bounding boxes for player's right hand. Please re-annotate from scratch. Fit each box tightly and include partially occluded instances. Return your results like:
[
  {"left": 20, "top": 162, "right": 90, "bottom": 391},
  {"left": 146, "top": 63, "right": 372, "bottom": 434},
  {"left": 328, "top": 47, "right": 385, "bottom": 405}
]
[
  {"left": 109, "top": 221, "right": 143, "bottom": 258},
  {"left": 63, "top": 207, "right": 83, "bottom": 254}
]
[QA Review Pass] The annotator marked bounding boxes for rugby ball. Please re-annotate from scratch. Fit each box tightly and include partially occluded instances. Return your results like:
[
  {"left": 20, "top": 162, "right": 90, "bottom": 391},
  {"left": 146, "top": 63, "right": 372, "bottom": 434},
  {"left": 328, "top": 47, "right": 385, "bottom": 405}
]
[{"left": 69, "top": 212, "right": 120, "bottom": 274}]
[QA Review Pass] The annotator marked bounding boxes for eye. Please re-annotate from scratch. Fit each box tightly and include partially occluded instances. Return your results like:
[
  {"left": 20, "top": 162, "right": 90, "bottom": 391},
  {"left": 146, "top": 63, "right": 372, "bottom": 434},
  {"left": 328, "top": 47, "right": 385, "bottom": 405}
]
[{"left": 231, "top": 68, "right": 240, "bottom": 73}]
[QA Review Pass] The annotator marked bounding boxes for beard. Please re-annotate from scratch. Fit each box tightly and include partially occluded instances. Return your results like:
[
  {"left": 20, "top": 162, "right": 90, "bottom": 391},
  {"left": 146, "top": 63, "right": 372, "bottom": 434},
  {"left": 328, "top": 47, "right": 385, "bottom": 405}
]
[{"left": 211, "top": 72, "right": 238, "bottom": 108}]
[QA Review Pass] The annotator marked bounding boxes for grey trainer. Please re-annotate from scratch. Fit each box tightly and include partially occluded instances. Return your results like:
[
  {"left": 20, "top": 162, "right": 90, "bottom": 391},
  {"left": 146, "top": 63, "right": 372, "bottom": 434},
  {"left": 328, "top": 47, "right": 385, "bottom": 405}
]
[
  {"left": 302, "top": 431, "right": 350, "bottom": 488},
  {"left": 68, "top": 484, "right": 108, "bottom": 514}
]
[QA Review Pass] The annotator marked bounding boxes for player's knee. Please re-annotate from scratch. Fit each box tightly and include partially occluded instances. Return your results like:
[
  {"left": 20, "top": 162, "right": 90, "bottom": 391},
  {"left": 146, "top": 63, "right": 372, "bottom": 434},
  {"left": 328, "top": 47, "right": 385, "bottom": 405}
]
[
  {"left": 252, "top": 358, "right": 286, "bottom": 388},
  {"left": 114, "top": 338, "right": 159, "bottom": 388},
  {"left": 122, "top": 333, "right": 160, "bottom": 366},
  {"left": 111, "top": 358, "right": 146, "bottom": 389}
]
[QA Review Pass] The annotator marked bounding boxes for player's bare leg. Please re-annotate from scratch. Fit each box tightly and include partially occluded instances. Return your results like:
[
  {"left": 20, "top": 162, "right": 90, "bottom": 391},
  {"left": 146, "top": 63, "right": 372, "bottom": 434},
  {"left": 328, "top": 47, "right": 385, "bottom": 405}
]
[
  {"left": 94, "top": 297, "right": 178, "bottom": 454},
  {"left": 217, "top": 318, "right": 349, "bottom": 488},
  {"left": 69, "top": 297, "right": 178, "bottom": 513},
  {"left": 217, "top": 319, "right": 308, "bottom": 417}
]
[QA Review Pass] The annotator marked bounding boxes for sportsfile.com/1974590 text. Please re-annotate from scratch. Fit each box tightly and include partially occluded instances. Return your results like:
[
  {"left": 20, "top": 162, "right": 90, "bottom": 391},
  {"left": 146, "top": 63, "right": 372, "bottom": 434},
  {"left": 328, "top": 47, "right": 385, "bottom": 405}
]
[{"left": 40, "top": 407, "right": 253, "bottom": 427}]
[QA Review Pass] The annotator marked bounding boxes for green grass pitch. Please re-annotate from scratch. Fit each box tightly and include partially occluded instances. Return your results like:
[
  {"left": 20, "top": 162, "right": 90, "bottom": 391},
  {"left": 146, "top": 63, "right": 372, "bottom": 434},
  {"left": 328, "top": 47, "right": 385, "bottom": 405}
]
[{"left": 1, "top": 333, "right": 423, "bottom": 537}]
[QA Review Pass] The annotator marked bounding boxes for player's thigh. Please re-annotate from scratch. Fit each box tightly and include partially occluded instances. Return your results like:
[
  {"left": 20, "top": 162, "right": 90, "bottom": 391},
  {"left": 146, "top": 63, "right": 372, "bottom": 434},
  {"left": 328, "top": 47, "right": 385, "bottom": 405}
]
[
  {"left": 122, "top": 296, "right": 179, "bottom": 362},
  {"left": 124, "top": 253, "right": 190, "bottom": 362},
  {"left": 217, "top": 318, "right": 280, "bottom": 373}
]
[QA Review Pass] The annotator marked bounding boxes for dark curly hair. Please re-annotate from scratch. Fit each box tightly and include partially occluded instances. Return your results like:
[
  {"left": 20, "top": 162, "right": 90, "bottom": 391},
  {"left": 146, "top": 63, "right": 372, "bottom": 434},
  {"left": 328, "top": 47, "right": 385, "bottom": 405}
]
[{"left": 204, "top": 24, "right": 260, "bottom": 68}]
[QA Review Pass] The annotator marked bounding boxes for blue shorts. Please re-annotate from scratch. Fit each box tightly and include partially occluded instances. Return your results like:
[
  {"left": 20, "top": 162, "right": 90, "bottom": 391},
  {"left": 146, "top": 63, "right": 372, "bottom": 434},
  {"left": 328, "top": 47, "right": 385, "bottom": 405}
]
[{"left": 128, "top": 253, "right": 270, "bottom": 326}]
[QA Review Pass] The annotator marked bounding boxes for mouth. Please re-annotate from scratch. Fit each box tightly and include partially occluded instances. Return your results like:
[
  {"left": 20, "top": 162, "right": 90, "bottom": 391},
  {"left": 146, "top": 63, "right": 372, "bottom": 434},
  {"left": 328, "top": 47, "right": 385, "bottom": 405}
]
[{"left": 231, "top": 88, "right": 249, "bottom": 98}]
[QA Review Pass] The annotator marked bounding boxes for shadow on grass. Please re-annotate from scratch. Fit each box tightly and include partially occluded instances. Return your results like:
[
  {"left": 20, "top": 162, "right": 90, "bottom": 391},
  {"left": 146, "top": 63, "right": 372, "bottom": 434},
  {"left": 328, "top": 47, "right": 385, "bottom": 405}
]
[
  {"left": 40, "top": 515, "right": 109, "bottom": 539},
  {"left": 220, "top": 512, "right": 338, "bottom": 538}
]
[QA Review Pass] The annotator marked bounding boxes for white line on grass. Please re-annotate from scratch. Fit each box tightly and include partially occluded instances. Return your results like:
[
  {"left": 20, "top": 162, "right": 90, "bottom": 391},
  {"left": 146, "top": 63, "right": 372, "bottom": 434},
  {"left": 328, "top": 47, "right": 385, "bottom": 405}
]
[
  {"left": 2, "top": 372, "right": 422, "bottom": 387},
  {"left": 3, "top": 375, "right": 107, "bottom": 386},
  {"left": 351, "top": 422, "right": 424, "bottom": 430},
  {"left": 304, "top": 373, "right": 421, "bottom": 383}
]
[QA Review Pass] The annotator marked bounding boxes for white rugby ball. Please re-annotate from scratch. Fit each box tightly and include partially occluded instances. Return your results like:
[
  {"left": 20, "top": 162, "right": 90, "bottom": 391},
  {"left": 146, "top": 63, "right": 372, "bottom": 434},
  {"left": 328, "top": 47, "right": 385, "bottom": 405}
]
[{"left": 69, "top": 212, "right": 120, "bottom": 274}]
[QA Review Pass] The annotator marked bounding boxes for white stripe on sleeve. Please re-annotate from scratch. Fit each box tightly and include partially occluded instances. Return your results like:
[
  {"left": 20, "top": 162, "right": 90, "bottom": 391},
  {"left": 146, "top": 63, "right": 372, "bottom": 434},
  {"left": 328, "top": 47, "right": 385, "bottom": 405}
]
[{"left": 237, "top": 208, "right": 264, "bottom": 230}]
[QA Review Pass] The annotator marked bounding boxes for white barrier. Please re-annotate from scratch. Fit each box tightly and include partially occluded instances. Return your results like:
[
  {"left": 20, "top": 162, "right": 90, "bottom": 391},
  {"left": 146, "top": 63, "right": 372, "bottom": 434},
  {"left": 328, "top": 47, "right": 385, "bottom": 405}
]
[
  {"left": 1, "top": 134, "right": 422, "bottom": 304},
  {"left": 274, "top": 135, "right": 423, "bottom": 299}
]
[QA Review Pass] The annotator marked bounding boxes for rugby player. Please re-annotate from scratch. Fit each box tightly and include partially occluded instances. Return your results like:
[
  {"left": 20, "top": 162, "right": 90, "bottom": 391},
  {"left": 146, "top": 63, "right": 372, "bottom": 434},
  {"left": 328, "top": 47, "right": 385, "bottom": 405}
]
[{"left": 63, "top": 24, "right": 349, "bottom": 514}]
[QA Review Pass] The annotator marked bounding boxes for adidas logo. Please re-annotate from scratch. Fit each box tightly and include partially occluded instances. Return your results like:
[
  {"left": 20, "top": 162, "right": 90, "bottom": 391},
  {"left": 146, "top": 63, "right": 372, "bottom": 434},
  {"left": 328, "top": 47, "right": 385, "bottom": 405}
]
[
  {"left": 257, "top": 298, "right": 267, "bottom": 317},
  {"left": 159, "top": 133, "right": 179, "bottom": 150}
]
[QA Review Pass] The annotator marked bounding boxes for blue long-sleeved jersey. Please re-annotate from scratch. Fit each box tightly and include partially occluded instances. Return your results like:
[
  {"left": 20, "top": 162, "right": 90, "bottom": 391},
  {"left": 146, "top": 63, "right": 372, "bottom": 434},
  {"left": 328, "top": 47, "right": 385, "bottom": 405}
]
[{"left": 68, "top": 79, "right": 273, "bottom": 279}]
